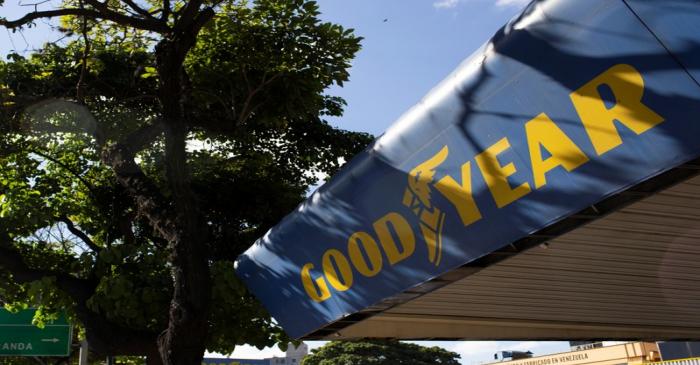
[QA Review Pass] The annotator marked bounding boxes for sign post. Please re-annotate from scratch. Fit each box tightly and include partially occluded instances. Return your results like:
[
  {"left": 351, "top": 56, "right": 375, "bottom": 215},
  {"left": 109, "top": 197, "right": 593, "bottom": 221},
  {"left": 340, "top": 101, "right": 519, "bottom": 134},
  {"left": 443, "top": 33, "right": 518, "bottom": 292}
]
[{"left": 0, "top": 309, "right": 72, "bottom": 357}]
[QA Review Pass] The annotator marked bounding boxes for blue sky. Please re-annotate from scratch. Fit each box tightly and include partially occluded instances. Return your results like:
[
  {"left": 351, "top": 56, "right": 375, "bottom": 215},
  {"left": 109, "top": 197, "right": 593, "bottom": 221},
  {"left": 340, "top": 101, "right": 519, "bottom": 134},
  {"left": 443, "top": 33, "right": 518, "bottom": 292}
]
[
  {"left": 0, "top": 0, "right": 575, "bottom": 363},
  {"left": 318, "top": 0, "right": 532, "bottom": 136}
]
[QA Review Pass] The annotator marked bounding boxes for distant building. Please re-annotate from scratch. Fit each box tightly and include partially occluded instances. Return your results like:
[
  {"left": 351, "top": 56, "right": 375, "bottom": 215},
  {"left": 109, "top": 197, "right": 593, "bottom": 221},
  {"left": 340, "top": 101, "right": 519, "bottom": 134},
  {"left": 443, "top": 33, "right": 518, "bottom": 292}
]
[
  {"left": 203, "top": 343, "right": 309, "bottom": 365},
  {"left": 495, "top": 351, "right": 534, "bottom": 361},
  {"left": 569, "top": 342, "right": 603, "bottom": 352},
  {"left": 487, "top": 342, "right": 700, "bottom": 365},
  {"left": 658, "top": 342, "right": 700, "bottom": 361},
  {"left": 486, "top": 342, "right": 661, "bottom": 365},
  {"left": 269, "top": 343, "right": 308, "bottom": 365}
]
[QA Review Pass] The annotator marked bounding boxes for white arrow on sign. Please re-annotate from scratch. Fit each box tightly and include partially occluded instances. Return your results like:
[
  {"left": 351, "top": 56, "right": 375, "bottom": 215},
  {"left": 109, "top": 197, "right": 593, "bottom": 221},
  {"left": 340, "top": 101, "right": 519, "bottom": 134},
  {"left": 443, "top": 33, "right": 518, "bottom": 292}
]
[{"left": 41, "top": 338, "right": 60, "bottom": 343}]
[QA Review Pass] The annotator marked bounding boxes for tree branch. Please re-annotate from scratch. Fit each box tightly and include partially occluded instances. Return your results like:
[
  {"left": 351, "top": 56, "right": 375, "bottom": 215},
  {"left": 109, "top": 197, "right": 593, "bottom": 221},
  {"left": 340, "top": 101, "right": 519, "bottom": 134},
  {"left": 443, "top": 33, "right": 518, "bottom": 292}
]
[
  {"left": 119, "top": 0, "right": 155, "bottom": 19},
  {"left": 161, "top": 0, "right": 170, "bottom": 21},
  {"left": 146, "top": 232, "right": 168, "bottom": 248},
  {"left": 0, "top": 231, "right": 95, "bottom": 303},
  {"left": 191, "top": 89, "right": 234, "bottom": 120},
  {"left": 100, "top": 137, "right": 176, "bottom": 242},
  {"left": 29, "top": 148, "right": 96, "bottom": 195},
  {"left": 57, "top": 215, "right": 101, "bottom": 253},
  {"left": 120, "top": 120, "right": 165, "bottom": 153},
  {"left": 76, "top": 0, "right": 91, "bottom": 104},
  {"left": 21, "top": 99, "right": 172, "bottom": 247},
  {"left": 238, "top": 72, "right": 281, "bottom": 125},
  {"left": 172, "top": 0, "right": 204, "bottom": 34},
  {"left": 0, "top": 231, "right": 159, "bottom": 358},
  {"left": 191, "top": 7, "right": 215, "bottom": 39},
  {"left": 119, "top": 226, "right": 136, "bottom": 247},
  {"left": 0, "top": 8, "right": 169, "bottom": 33}
]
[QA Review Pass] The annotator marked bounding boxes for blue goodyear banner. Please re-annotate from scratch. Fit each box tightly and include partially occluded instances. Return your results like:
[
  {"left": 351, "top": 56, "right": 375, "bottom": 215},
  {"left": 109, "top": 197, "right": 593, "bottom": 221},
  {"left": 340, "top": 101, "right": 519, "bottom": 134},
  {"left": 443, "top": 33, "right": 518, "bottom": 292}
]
[{"left": 235, "top": 0, "right": 700, "bottom": 338}]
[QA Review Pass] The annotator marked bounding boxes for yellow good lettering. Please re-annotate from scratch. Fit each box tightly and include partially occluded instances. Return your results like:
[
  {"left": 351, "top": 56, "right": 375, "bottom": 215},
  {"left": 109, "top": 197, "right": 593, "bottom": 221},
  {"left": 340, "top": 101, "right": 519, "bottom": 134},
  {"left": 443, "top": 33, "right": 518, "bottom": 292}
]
[
  {"left": 526, "top": 113, "right": 589, "bottom": 189},
  {"left": 322, "top": 249, "right": 353, "bottom": 291},
  {"left": 434, "top": 161, "right": 482, "bottom": 226},
  {"left": 300, "top": 263, "right": 331, "bottom": 302},
  {"left": 348, "top": 231, "right": 383, "bottom": 277},
  {"left": 373, "top": 212, "right": 415, "bottom": 265},
  {"left": 570, "top": 63, "right": 664, "bottom": 156},
  {"left": 475, "top": 137, "right": 531, "bottom": 208}
]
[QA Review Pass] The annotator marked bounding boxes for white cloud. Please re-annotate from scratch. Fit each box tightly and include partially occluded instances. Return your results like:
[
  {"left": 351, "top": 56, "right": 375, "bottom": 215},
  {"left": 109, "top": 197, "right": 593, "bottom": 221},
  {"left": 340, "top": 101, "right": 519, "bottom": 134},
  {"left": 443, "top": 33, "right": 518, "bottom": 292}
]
[
  {"left": 205, "top": 341, "right": 328, "bottom": 361},
  {"left": 205, "top": 345, "right": 285, "bottom": 360},
  {"left": 452, "top": 341, "right": 501, "bottom": 355},
  {"left": 433, "top": 0, "right": 460, "bottom": 9},
  {"left": 434, "top": 0, "right": 531, "bottom": 10},
  {"left": 495, "top": 0, "right": 531, "bottom": 8}
]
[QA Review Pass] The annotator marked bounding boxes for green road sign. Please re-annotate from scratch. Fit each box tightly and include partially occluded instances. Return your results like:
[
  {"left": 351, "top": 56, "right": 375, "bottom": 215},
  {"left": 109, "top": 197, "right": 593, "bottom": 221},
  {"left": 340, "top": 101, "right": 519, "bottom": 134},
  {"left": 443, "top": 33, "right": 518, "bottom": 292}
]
[{"left": 0, "top": 309, "right": 72, "bottom": 356}]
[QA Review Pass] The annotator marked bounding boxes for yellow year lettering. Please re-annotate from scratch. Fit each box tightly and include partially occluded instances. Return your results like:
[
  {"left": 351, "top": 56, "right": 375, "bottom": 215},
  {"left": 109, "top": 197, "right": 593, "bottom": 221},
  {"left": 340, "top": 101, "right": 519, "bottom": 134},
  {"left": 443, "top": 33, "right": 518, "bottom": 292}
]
[
  {"left": 525, "top": 113, "right": 589, "bottom": 189},
  {"left": 570, "top": 63, "right": 664, "bottom": 155},
  {"left": 475, "top": 137, "right": 531, "bottom": 208}
]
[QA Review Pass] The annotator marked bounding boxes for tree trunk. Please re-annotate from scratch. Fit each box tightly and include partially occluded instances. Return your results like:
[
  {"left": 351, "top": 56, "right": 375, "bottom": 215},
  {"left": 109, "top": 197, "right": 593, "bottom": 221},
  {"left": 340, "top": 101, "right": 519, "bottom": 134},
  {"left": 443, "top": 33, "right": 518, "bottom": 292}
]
[
  {"left": 147, "top": 349, "right": 163, "bottom": 365},
  {"left": 154, "top": 39, "right": 212, "bottom": 365},
  {"left": 74, "top": 302, "right": 160, "bottom": 358}
]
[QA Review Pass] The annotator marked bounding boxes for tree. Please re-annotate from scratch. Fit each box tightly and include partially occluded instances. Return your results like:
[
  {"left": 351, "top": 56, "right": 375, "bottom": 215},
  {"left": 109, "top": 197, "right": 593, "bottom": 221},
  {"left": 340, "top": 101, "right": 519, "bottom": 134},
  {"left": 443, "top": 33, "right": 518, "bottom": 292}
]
[
  {"left": 0, "top": 0, "right": 370, "bottom": 364},
  {"left": 301, "top": 340, "right": 462, "bottom": 365}
]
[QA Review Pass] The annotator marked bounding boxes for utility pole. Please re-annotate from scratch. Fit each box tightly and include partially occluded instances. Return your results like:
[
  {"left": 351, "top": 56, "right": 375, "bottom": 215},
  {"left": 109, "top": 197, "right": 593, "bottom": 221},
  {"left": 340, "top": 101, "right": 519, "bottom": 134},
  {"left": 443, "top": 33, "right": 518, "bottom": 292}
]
[{"left": 78, "top": 340, "right": 88, "bottom": 365}]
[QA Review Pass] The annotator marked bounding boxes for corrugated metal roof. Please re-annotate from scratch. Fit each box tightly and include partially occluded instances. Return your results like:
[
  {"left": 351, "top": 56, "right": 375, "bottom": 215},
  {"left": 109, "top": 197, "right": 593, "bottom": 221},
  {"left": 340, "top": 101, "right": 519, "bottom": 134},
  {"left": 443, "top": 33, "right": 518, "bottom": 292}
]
[{"left": 329, "top": 175, "right": 700, "bottom": 340}]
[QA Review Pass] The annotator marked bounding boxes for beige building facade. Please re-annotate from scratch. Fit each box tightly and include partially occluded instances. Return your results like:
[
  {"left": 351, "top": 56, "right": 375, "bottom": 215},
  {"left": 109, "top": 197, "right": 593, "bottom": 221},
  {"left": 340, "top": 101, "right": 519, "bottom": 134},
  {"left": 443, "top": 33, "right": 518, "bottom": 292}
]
[{"left": 487, "top": 343, "right": 662, "bottom": 365}]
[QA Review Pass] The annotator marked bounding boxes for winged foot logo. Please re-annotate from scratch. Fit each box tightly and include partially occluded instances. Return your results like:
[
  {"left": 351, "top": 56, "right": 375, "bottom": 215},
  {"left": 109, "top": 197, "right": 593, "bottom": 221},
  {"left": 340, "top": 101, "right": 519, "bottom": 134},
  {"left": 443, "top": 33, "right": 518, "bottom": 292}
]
[
  {"left": 299, "top": 148, "right": 452, "bottom": 303},
  {"left": 403, "top": 146, "right": 449, "bottom": 267}
]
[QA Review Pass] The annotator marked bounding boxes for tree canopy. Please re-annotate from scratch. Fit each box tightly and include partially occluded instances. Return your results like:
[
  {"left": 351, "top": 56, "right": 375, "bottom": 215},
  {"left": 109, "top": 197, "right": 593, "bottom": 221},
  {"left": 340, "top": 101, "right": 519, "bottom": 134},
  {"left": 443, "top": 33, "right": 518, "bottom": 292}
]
[
  {"left": 301, "top": 340, "right": 462, "bottom": 365},
  {"left": 0, "top": 0, "right": 371, "bottom": 363}
]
